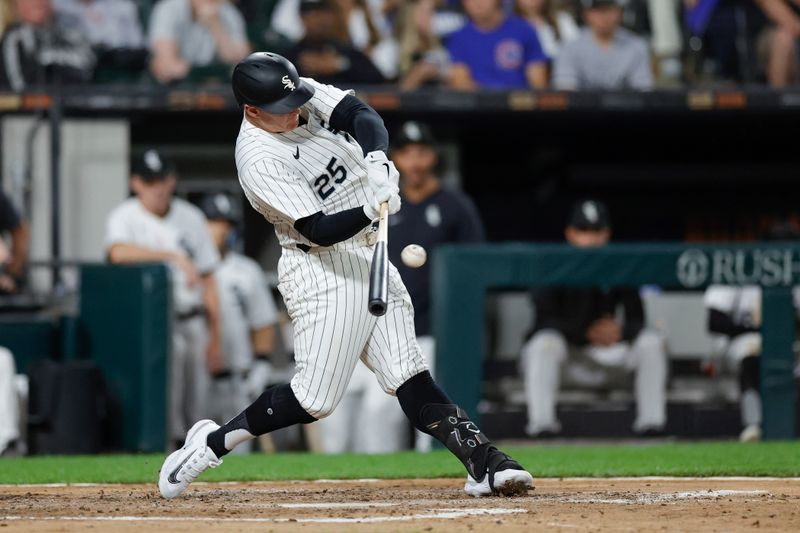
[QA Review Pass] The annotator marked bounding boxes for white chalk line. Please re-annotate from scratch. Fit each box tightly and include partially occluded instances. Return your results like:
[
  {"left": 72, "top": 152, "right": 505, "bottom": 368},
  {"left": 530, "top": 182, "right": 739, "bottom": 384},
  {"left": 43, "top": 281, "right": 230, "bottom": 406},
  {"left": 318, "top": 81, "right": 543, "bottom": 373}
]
[
  {"left": 2, "top": 476, "right": 798, "bottom": 489},
  {"left": 278, "top": 502, "right": 399, "bottom": 509},
  {"left": 1, "top": 508, "right": 525, "bottom": 525},
  {"left": 543, "top": 489, "right": 769, "bottom": 505}
]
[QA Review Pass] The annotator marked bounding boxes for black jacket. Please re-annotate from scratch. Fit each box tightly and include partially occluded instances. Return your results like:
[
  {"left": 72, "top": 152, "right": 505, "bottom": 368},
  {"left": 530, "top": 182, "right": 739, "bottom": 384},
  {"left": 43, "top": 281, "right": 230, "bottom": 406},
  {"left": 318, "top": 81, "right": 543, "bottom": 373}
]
[
  {"left": 531, "top": 287, "right": 645, "bottom": 346},
  {"left": 0, "top": 22, "right": 95, "bottom": 91}
]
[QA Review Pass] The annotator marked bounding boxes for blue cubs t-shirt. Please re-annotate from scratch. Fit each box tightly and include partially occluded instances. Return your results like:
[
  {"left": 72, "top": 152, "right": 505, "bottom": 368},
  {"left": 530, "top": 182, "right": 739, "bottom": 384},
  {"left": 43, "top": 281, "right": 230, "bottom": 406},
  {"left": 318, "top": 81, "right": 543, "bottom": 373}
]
[{"left": 446, "top": 15, "right": 546, "bottom": 89}]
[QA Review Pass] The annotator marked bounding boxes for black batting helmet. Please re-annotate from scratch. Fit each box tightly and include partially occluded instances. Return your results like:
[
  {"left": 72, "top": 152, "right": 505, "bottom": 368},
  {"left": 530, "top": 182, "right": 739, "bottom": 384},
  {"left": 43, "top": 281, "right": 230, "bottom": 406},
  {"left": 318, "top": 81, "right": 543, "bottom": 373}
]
[{"left": 232, "top": 52, "right": 315, "bottom": 114}]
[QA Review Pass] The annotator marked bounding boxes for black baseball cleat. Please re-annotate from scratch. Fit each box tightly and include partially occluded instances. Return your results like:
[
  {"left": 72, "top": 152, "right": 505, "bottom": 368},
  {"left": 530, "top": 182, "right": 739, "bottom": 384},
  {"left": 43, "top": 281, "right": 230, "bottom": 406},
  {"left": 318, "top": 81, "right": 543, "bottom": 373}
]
[{"left": 464, "top": 446, "right": 534, "bottom": 497}]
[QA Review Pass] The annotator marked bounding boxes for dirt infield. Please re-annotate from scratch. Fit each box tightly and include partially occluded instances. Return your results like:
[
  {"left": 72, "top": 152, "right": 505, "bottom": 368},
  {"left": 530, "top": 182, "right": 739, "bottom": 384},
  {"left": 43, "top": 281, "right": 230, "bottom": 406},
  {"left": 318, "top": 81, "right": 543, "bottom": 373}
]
[{"left": 1, "top": 478, "right": 798, "bottom": 532}]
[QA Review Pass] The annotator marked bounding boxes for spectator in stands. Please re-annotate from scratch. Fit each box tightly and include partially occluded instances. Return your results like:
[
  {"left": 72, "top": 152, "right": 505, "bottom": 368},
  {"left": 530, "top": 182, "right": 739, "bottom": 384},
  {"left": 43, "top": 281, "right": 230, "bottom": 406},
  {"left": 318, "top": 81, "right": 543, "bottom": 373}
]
[
  {"left": 683, "top": 0, "right": 767, "bottom": 84},
  {"left": 388, "top": 121, "right": 485, "bottom": 450},
  {"left": 270, "top": 0, "right": 397, "bottom": 78},
  {"left": 54, "top": 0, "right": 143, "bottom": 49},
  {"left": 54, "top": 0, "right": 147, "bottom": 77},
  {"left": 756, "top": 0, "right": 800, "bottom": 87},
  {"left": 446, "top": 0, "right": 548, "bottom": 89},
  {"left": 0, "top": 191, "right": 29, "bottom": 295},
  {"left": 0, "top": 346, "right": 22, "bottom": 455},
  {"left": 395, "top": 0, "right": 451, "bottom": 90},
  {"left": 283, "top": 0, "right": 384, "bottom": 85},
  {"left": 514, "top": 0, "right": 579, "bottom": 60},
  {"left": 200, "top": 193, "right": 279, "bottom": 449},
  {"left": 521, "top": 200, "right": 667, "bottom": 437},
  {"left": 149, "top": 0, "right": 250, "bottom": 84},
  {"left": 553, "top": 0, "right": 653, "bottom": 90},
  {"left": 105, "top": 148, "right": 222, "bottom": 448},
  {"left": 0, "top": 0, "right": 95, "bottom": 91}
]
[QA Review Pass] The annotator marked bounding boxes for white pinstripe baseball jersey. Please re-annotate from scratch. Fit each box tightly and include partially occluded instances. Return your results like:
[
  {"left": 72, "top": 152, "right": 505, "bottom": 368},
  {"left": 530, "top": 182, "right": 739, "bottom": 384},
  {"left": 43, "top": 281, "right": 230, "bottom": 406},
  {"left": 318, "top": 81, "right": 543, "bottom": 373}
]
[
  {"left": 235, "top": 77, "right": 374, "bottom": 249},
  {"left": 233, "top": 76, "right": 427, "bottom": 419}
]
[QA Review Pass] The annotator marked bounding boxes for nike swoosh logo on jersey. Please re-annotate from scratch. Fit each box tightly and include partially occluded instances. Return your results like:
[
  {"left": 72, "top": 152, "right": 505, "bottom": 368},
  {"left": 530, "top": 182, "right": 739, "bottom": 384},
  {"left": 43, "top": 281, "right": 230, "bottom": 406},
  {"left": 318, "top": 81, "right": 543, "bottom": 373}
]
[
  {"left": 382, "top": 163, "right": 390, "bottom": 176},
  {"left": 167, "top": 449, "right": 196, "bottom": 484},
  {"left": 294, "top": 147, "right": 300, "bottom": 160}
]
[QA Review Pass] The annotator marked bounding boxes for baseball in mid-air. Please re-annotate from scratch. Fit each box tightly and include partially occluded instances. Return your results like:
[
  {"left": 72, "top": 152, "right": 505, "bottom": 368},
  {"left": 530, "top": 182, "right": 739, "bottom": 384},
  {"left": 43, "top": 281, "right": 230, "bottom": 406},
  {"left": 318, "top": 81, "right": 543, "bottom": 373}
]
[{"left": 401, "top": 244, "right": 427, "bottom": 268}]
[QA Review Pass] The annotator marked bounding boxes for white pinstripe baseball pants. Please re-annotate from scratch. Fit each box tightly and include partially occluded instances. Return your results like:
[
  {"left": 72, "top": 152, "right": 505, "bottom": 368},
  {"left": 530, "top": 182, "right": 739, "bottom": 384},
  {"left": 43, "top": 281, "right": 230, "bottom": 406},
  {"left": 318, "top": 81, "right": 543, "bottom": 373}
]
[{"left": 278, "top": 244, "right": 428, "bottom": 419}]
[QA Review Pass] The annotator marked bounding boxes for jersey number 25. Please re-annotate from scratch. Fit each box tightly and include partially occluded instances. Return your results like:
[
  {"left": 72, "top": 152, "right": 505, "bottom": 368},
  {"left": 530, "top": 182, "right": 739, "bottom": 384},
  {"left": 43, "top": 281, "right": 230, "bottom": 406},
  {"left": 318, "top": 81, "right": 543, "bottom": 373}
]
[{"left": 314, "top": 157, "right": 348, "bottom": 200}]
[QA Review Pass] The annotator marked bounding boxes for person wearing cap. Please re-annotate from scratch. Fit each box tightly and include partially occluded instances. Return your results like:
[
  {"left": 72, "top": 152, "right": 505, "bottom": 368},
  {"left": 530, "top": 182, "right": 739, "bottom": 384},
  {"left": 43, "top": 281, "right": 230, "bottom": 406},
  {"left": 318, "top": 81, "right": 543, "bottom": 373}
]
[
  {"left": 282, "top": 0, "right": 384, "bottom": 85},
  {"left": 389, "top": 120, "right": 485, "bottom": 451},
  {"left": 552, "top": 0, "right": 654, "bottom": 90},
  {"left": 201, "top": 193, "right": 279, "bottom": 448},
  {"left": 520, "top": 200, "right": 667, "bottom": 437},
  {"left": 105, "top": 149, "right": 223, "bottom": 447},
  {"left": 148, "top": 0, "right": 250, "bottom": 84},
  {"left": 446, "top": 0, "right": 548, "bottom": 90},
  {"left": 158, "top": 52, "right": 533, "bottom": 500}
]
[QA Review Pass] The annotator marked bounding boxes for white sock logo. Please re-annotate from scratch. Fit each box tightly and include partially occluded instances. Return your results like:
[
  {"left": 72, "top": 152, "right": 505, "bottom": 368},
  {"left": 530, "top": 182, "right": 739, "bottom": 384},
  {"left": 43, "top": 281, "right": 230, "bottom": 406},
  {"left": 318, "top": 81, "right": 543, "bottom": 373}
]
[{"left": 282, "top": 75, "right": 296, "bottom": 91}]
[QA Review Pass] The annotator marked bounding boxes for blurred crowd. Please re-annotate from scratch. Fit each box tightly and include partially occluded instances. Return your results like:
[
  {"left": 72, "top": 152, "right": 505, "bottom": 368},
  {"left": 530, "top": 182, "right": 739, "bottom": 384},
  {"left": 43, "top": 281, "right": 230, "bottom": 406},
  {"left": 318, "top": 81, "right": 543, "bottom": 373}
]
[{"left": 3, "top": 0, "right": 800, "bottom": 91}]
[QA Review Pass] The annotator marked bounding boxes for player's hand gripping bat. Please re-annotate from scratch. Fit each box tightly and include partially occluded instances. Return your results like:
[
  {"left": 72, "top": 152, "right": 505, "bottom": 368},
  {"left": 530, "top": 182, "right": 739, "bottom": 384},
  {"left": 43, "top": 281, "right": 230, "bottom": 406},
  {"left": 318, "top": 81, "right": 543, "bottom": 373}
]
[{"left": 368, "top": 202, "right": 389, "bottom": 316}]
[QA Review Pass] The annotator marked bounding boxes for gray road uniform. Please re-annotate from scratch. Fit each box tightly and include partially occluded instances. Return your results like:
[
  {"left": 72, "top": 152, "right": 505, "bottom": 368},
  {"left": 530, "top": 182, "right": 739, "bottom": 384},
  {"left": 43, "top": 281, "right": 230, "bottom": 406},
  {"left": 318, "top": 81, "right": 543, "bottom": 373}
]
[{"left": 105, "top": 197, "right": 220, "bottom": 439}]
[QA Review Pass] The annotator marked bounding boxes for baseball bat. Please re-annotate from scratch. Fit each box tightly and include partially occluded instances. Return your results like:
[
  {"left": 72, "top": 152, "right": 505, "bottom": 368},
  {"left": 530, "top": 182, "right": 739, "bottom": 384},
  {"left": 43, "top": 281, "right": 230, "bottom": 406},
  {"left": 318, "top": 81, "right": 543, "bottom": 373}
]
[{"left": 368, "top": 202, "right": 390, "bottom": 316}]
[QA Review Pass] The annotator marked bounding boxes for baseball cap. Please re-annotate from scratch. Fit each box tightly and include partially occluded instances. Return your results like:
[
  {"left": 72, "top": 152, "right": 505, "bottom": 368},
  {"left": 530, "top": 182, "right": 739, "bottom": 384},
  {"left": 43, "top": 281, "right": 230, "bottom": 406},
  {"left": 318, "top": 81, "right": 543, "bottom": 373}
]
[
  {"left": 131, "top": 148, "right": 175, "bottom": 181},
  {"left": 201, "top": 193, "right": 241, "bottom": 224},
  {"left": 581, "top": 0, "right": 624, "bottom": 8},
  {"left": 393, "top": 121, "right": 437, "bottom": 148},
  {"left": 568, "top": 200, "right": 610, "bottom": 230}
]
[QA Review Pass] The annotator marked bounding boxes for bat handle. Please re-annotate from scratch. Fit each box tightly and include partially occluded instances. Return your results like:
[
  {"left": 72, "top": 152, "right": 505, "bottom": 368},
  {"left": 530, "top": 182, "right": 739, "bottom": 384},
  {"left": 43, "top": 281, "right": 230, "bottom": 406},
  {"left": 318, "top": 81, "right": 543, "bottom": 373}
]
[{"left": 377, "top": 201, "right": 389, "bottom": 243}]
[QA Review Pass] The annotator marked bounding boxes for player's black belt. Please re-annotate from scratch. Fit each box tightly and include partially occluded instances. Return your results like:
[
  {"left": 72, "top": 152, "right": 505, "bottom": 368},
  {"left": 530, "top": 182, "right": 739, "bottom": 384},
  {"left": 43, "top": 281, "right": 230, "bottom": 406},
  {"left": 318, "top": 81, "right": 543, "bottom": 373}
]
[
  {"left": 176, "top": 307, "right": 206, "bottom": 321},
  {"left": 296, "top": 244, "right": 312, "bottom": 253}
]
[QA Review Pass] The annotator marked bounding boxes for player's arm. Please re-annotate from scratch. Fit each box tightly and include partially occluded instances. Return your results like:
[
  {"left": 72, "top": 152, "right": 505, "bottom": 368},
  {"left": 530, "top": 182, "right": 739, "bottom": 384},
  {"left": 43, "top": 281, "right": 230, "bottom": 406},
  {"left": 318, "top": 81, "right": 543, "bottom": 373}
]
[
  {"left": 202, "top": 272, "right": 224, "bottom": 375},
  {"left": 251, "top": 325, "right": 276, "bottom": 356},
  {"left": 107, "top": 243, "right": 199, "bottom": 286},
  {"left": 293, "top": 94, "right": 401, "bottom": 246},
  {"left": 533, "top": 288, "right": 585, "bottom": 343},
  {"left": 707, "top": 308, "right": 758, "bottom": 337}
]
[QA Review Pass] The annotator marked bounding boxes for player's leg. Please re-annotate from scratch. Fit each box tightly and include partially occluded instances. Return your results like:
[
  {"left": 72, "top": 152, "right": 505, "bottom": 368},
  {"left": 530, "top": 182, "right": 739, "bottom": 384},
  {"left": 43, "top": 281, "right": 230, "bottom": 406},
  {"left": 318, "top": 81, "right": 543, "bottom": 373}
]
[
  {"left": 354, "top": 363, "right": 408, "bottom": 453},
  {"left": 627, "top": 329, "right": 667, "bottom": 433},
  {"left": 727, "top": 333, "right": 762, "bottom": 441},
  {"left": 414, "top": 335, "right": 435, "bottom": 452},
  {"left": 315, "top": 378, "right": 362, "bottom": 453},
  {"left": 159, "top": 250, "right": 375, "bottom": 498},
  {"left": 364, "top": 266, "right": 532, "bottom": 496},
  {"left": 520, "top": 329, "right": 567, "bottom": 436},
  {"left": 169, "top": 322, "right": 190, "bottom": 447},
  {"left": 184, "top": 317, "right": 210, "bottom": 430},
  {"left": 0, "top": 347, "right": 21, "bottom": 454}
]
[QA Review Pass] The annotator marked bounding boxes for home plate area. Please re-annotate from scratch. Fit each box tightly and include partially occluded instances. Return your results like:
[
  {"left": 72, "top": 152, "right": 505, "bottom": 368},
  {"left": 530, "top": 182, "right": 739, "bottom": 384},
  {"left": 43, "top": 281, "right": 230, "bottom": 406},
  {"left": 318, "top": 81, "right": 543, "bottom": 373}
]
[{"left": 1, "top": 478, "right": 799, "bottom": 532}]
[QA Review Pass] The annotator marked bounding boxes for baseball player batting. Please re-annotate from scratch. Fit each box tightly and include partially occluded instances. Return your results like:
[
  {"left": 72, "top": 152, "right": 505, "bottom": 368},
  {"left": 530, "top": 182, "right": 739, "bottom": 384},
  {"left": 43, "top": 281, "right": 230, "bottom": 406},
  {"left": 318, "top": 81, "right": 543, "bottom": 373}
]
[{"left": 158, "top": 52, "right": 533, "bottom": 498}]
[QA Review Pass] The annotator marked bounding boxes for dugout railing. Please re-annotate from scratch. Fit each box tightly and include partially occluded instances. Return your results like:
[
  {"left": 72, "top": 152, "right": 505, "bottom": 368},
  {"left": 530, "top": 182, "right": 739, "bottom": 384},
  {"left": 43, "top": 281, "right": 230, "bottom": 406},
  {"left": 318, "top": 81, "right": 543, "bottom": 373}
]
[{"left": 432, "top": 243, "right": 800, "bottom": 440}]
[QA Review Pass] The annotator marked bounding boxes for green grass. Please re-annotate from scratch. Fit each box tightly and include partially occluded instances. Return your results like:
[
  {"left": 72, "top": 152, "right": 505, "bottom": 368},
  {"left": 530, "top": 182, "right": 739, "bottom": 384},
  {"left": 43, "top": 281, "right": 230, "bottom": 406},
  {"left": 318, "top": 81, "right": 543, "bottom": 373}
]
[{"left": 1, "top": 442, "right": 798, "bottom": 485}]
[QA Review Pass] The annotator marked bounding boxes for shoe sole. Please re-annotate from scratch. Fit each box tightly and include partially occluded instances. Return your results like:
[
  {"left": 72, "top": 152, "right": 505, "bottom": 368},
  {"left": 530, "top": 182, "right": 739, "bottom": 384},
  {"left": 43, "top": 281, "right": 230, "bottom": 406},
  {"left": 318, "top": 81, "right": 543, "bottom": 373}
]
[
  {"left": 493, "top": 469, "right": 534, "bottom": 496},
  {"left": 158, "top": 420, "right": 216, "bottom": 499},
  {"left": 464, "top": 469, "right": 534, "bottom": 497}
]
